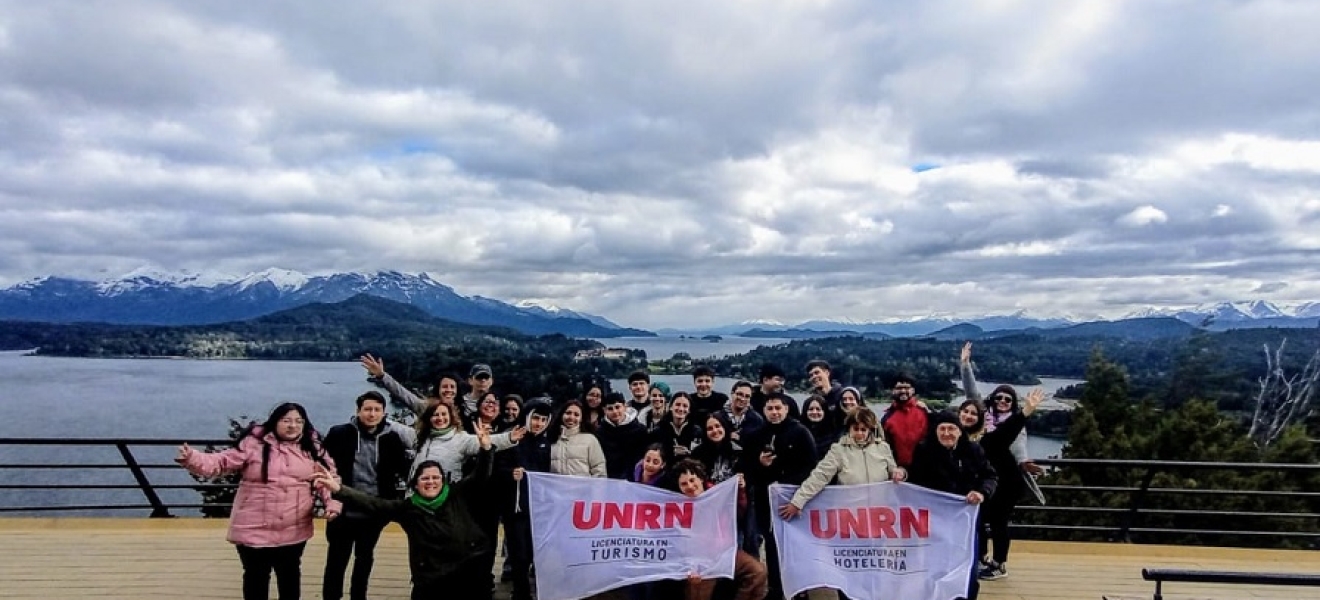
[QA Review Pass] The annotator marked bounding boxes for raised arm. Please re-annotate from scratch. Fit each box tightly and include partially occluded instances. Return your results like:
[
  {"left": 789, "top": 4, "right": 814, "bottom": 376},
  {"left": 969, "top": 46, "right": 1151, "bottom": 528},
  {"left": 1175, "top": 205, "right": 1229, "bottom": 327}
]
[
  {"left": 176, "top": 439, "right": 254, "bottom": 478},
  {"left": 960, "top": 342, "right": 982, "bottom": 403},
  {"left": 361, "top": 354, "right": 428, "bottom": 415}
]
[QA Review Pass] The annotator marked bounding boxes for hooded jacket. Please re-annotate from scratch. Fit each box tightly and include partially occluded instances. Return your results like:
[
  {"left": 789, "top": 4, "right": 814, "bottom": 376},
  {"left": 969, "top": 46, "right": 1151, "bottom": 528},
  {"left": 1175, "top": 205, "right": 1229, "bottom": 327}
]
[
  {"left": 180, "top": 427, "right": 342, "bottom": 548},
  {"left": 324, "top": 418, "right": 410, "bottom": 502}
]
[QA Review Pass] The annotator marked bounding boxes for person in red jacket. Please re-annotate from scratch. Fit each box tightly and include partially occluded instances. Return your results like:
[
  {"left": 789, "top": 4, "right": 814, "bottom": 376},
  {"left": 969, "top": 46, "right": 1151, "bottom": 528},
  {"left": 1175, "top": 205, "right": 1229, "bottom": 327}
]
[
  {"left": 880, "top": 372, "right": 929, "bottom": 468},
  {"left": 674, "top": 459, "right": 767, "bottom": 600}
]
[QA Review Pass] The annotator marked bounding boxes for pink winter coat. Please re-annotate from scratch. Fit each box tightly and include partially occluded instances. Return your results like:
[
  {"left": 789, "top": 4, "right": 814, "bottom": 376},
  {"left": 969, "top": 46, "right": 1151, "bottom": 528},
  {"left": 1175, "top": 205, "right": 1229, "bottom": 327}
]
[{"left": 181, "top": 428, "right": 341, "bottom": 548}]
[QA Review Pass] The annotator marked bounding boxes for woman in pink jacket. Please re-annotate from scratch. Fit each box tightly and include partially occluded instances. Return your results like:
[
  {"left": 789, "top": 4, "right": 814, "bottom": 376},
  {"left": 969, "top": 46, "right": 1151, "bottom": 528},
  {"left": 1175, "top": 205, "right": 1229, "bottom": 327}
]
[{"left": 177, "top": 402, "right": 342, "bottom": 600}]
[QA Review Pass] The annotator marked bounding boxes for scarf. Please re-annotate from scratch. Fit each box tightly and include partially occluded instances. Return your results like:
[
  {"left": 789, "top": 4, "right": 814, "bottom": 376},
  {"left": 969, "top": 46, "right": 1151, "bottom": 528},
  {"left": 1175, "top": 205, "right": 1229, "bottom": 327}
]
[
  {"left": 409, "top": 484, "right": 450, "bottom": 513},
  {"left": 561, "top": 425, "right": 580, "bottom": 438},
  {"left": 430, "top": 426, "right": 455, "bottom": 438}
]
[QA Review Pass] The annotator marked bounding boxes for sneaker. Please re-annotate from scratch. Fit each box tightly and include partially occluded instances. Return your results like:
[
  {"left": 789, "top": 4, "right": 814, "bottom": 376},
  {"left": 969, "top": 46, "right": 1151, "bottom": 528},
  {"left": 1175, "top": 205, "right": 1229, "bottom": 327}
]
[{"left": 979, "top": 562, "right": 1007, "bottom": 580}]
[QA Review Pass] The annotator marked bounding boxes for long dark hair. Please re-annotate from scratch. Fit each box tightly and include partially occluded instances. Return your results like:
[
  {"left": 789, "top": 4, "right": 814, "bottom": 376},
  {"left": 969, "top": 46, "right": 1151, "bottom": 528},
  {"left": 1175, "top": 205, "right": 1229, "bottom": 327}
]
[
  {"left": 241, "top": 402, "right": 329, "bottom": 483},
  {"left": 547, "top": 399, "right": 589, "bottom": 444},
  {"left": 692, "top": 411, "right": 738, "bottom": 463}
]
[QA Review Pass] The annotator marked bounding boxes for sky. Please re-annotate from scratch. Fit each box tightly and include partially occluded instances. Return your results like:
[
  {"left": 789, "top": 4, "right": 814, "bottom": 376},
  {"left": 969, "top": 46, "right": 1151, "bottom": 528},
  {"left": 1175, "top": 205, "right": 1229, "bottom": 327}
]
[{"left": 2, "top": 0, "right": 1320, "bottom": 330}]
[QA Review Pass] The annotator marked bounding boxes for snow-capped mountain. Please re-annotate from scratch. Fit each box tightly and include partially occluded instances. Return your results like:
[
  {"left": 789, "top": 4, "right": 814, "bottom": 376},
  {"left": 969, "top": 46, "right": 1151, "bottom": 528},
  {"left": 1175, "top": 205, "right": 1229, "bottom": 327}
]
[
  {"left": 0, "top": 269, "right": 650, "bottom": 337},
  {"left": 515, "top": 300, "right": 623, "bottom": 330},
  {"left": 1123, "top": 301, "right": 1298, "bottom": 328},
  {"left": 1292, "top": 302, "right": 1320, "bottom": 318}
]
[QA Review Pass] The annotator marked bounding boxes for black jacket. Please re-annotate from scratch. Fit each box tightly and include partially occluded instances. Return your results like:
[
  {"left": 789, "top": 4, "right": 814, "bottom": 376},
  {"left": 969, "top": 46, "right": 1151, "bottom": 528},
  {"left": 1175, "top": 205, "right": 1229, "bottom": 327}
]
[
  {"left": 739, "top": 417, "right": 818, "bottom": 488},
  {"left": 513, "top": 431, "right": 553, "bottom": 514},
  {"left": 908, "top": 439, "right": 998, "bottom": 500},
  {"left": 334, "top": 449, "right": 492, "bottom": 589},
  {"left": 324, "top": 420, "right": 409, "bottom": 501},
  {"left": 595, "top": 417, "right": 649, "bottom": 480},
  {"left": 978, "top": 412, "right": 1028, "bottom": 504}
]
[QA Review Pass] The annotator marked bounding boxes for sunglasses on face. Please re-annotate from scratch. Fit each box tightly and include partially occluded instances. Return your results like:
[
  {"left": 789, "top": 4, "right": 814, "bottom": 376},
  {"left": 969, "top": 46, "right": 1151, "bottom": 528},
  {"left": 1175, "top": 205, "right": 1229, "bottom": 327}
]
[
  {"left": 474, "top": 374, "right": 492, "bottom": 381},
  {"left": 993, "top": 394, "right": 1014, "bottom": 403}
]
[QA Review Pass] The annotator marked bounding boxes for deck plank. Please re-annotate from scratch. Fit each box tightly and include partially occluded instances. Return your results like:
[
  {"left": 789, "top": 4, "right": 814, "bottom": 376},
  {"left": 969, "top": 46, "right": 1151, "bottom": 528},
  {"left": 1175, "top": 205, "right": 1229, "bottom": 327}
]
[{"left": 1, "top": 520, "right": 1317, "bottom": 599}]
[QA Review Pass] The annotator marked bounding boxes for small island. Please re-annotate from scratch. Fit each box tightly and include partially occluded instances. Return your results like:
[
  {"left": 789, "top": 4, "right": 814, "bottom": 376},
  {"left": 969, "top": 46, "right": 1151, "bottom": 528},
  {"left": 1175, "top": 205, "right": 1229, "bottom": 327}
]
[{"left": 701, "top": 334, "right": 722, "bottom": 342}]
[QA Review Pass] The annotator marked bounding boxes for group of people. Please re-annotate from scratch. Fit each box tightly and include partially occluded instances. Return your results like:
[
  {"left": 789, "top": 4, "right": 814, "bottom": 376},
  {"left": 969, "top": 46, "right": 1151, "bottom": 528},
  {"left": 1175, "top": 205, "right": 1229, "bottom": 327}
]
[{"left": 176, "top": 342, "right": 1046, "bottom": 600}]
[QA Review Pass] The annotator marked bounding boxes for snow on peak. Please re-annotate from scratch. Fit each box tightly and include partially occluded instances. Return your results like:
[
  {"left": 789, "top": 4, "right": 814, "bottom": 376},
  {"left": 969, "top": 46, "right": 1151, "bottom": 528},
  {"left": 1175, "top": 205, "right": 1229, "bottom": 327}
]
[
  {"left": 1238, "top": 300, "right": 1283, "bottom": 319},
  {"left": 517, "top": 299, "right": 567, "bottom": 313},
  {"left": 740, "top": 318, "right": 786, "bottom": 327},
  {"left": 96, "top": 267, "right": 235, "bottom": 294},
  {"left": 236, "top": 268, "right": 310, "bottom": 292}
]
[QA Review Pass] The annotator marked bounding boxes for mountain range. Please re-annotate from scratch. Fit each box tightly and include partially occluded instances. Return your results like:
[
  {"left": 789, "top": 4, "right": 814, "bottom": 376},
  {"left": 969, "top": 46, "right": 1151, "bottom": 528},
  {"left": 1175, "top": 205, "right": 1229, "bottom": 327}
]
[
  {"left": 662, "top": 302, "right": 1320, "bottom": 338},
  {"left": 1, "top": 269, "right": 1316, "bottom": 339},
  {"left": 0, "top": 269, "right": 652, "bottom": 338}
]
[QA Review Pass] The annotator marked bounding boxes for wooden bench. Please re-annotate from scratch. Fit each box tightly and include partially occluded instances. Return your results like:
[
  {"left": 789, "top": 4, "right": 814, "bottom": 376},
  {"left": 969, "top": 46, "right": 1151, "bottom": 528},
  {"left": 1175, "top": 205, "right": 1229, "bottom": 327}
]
[{"left": 1141, "top": 568, "right": 1320, "bottom": 600}]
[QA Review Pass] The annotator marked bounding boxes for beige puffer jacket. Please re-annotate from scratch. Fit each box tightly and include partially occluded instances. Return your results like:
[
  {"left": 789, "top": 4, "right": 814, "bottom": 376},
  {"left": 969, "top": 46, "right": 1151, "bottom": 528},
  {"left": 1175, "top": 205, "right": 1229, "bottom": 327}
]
[
  {"left": 789, "top": 435, "right": 899, "bottom": 509},
  {"left": 550, "top": 427, "right": 607, "bottom": 478}
]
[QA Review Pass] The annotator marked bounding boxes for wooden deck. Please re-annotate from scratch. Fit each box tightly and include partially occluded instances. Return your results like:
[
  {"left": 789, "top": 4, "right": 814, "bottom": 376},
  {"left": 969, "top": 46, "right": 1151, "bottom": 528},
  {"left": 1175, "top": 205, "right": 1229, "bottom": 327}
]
[{"left": 1, "top": 519, "right": 1317, "bottom": 599}]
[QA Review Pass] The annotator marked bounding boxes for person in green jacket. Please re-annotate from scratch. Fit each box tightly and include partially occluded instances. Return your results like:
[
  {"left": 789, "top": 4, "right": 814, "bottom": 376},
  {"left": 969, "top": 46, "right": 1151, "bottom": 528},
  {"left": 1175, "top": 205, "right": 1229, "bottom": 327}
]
[{"left": 313, "top": 424, "right": 495, "bottom": 600}]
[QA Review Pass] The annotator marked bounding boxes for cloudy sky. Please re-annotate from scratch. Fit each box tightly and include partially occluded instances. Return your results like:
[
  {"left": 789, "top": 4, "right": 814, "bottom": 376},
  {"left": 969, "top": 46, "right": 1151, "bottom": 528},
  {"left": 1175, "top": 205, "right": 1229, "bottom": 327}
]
[{"left": 2, "top": 1, "right": 1319, "bottom": 329}]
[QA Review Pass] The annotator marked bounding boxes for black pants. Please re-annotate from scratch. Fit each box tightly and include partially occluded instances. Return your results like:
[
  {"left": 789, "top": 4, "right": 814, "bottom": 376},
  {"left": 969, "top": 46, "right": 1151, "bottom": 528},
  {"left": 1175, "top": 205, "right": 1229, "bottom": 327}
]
[
  {"left": 978, "top": 492, "right": 1017, "bottom": 565},
  {"left": 755, "top": 494, "right": 785, "bottom": 600},
  {"left": 322, "top": 516, "right": 389, "bottom": 600},
  {"left": 235, "top": 541, "right": 306, "bottom": 600},
  {"left": 505, "top": 511, "right": 534, "bottom": 600},
  {"left": 412, "top": 565, "right": 491, "bottom": 599}
]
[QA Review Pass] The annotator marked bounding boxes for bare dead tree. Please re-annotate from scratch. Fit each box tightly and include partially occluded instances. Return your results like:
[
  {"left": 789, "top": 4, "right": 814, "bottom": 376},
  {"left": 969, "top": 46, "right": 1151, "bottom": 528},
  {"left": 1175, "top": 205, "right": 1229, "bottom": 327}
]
[{"left": 1249, "top": 339, "right": 1320, "bottom": 449}]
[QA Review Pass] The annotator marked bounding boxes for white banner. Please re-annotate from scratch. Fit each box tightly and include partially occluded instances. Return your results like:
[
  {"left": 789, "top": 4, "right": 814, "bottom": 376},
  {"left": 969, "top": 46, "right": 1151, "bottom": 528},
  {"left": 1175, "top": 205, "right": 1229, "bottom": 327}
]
[
  {"left": 528, "top": 472, "right": 738, "bottom": 600},
  {"left": 769, "top": 482, "right": 978, "bottom": 600}
]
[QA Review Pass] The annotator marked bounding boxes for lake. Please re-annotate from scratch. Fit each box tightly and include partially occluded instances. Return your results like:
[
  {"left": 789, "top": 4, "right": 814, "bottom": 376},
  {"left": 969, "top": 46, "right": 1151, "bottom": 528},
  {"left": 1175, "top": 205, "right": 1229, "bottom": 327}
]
[{"left": 0, "top": 351, "right": 1067, "bottom": 515}]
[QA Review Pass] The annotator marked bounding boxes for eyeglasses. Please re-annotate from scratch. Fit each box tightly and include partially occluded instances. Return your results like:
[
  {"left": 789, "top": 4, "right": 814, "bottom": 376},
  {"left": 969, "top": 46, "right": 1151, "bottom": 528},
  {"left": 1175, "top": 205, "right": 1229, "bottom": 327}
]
[
  {"left": 993, "top": 394, "right": 1014, "bottom": 403},
  {"left": 473, "top": 374, "right": 492, "bottom": 381}
]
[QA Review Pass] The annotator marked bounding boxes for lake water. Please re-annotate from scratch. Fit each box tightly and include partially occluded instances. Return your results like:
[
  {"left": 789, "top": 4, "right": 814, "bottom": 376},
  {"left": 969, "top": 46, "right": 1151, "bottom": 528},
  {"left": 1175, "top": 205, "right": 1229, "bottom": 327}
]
[
  {"left": 0, "top": 351, "right": 1067, "bottom": 515},
  {"left": 0, "top": 351, "right": 383, "bottom": 517}
]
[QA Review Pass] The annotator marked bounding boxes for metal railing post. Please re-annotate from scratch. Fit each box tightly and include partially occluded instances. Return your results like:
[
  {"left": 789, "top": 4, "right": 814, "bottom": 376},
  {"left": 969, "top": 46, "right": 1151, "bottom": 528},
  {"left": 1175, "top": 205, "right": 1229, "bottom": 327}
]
[
  {"left": 115, "top": 443, "right": 172, "bottom": 518},
  {"left": 1119, "top": 467, "right": 1158, "bottom": 543}
]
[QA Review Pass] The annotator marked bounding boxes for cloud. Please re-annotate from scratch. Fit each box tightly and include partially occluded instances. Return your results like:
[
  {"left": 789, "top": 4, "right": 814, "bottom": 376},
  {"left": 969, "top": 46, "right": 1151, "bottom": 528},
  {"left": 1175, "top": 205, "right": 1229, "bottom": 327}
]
[
  {"left": 2, "top": 0, "right": 1320, "bottom": 329},
  {"left": 1117, "top": 206, "right": 1169, "bottom": 228}
]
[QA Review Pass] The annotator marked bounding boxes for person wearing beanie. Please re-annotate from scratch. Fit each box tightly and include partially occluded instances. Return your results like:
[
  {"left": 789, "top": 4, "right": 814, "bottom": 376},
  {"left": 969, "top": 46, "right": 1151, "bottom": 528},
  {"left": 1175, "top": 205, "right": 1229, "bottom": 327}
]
[
  {"left": 959, "top": 342, "right": 1046, "bottom": 582},
  {"left": 908, "top": 410, "right": 998, "bottom": 600}
]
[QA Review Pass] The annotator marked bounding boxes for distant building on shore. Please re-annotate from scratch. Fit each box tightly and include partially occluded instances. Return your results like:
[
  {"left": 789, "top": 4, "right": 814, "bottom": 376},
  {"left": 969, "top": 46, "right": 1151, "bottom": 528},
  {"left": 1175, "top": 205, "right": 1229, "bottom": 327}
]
[{"left": 573, "top": 348, "right": 631, "bottom": 361}]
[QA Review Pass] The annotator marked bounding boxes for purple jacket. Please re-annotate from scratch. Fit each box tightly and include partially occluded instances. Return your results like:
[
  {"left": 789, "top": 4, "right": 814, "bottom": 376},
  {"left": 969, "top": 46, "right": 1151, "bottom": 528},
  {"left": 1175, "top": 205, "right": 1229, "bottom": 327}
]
[{"left": 181, "top": 428, "right": 341, "bottom": 548}]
